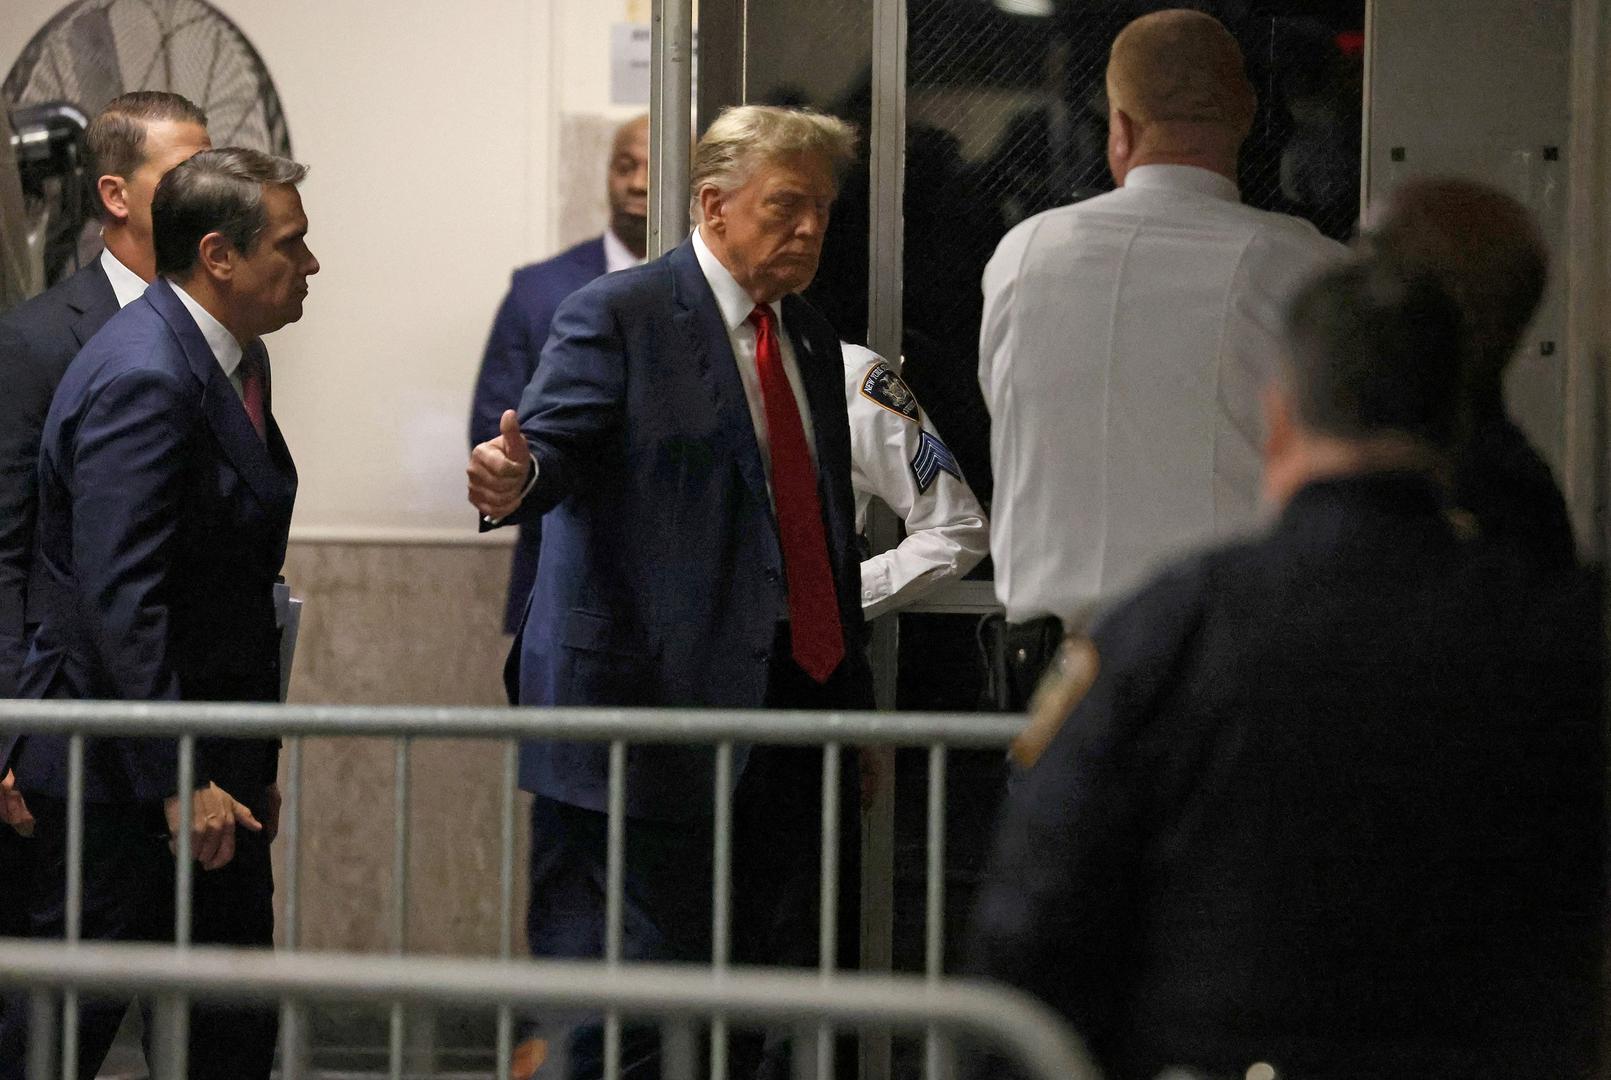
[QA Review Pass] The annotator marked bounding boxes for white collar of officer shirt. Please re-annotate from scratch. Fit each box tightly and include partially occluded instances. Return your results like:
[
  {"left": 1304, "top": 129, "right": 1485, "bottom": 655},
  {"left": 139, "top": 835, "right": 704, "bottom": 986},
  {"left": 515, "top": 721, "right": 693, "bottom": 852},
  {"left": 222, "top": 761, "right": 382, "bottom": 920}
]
[{"left": 1123, "top": 163, "right": 1240, "bottom": 203}]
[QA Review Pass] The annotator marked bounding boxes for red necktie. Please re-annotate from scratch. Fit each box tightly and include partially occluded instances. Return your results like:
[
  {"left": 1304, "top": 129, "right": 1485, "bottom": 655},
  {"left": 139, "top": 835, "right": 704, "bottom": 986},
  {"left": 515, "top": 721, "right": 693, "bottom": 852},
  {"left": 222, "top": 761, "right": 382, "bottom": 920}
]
[
  {"left": 748, "top": 304, "right": 844, "bottom": 683},
  {"left": 240, "top": 345, "right": 266, "bottom": 443}
]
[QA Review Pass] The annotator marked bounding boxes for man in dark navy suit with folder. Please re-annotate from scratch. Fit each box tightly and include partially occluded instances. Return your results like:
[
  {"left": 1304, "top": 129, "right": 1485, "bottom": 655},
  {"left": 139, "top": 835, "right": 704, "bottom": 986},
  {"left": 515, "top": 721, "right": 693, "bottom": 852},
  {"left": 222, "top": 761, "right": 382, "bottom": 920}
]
[
  {"left": 468, "top": 105, "right": 871, "bottom": 1079},
  {"left": 0, "top": 147, "right": 317, "bottom": 1080}
]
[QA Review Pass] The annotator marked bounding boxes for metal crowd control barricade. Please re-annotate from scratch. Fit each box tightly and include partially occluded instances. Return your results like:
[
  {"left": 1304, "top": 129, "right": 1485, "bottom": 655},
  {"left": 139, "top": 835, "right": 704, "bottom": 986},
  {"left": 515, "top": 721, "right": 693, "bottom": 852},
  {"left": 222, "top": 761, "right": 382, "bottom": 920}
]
[
  {"left": 0, "top": 699, "right": 1027, "bottom": 1080},
  {"left": 0, "top": 941, "right": 1101, "bottom": 1080}
]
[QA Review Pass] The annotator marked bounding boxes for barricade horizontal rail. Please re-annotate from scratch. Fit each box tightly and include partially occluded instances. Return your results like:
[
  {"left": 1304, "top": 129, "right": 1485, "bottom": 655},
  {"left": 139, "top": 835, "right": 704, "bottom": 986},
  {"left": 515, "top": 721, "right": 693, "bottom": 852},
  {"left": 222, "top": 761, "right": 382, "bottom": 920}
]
[
  {"left": 0, "top": 700, "right": 1024, "bottom": 747},
  {"left": 0, "top": 942, "right": 1100, "bottom": 1080}
]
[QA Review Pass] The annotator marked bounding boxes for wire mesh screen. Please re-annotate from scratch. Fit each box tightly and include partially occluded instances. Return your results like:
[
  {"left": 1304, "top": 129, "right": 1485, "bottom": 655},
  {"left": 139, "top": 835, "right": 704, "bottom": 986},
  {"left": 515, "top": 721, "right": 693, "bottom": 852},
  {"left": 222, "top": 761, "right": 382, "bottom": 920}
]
[{"left": 4, "top": 0, "right": 292, "bottom": 155}]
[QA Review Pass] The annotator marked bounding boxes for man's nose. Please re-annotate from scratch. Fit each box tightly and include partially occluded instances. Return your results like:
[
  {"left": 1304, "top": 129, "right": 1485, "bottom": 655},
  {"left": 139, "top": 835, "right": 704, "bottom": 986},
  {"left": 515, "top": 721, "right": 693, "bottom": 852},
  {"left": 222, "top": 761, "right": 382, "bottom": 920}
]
[{"left": 630, "top": 163, "right": 648, "bottom": 193}]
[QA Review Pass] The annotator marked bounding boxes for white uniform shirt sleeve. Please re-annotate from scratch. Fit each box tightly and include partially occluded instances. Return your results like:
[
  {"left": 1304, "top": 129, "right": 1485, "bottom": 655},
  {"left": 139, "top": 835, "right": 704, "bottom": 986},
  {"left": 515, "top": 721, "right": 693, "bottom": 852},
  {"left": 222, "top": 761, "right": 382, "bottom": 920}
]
[{"left": 844, "top": 344, "right": 989, "bottom": 620}]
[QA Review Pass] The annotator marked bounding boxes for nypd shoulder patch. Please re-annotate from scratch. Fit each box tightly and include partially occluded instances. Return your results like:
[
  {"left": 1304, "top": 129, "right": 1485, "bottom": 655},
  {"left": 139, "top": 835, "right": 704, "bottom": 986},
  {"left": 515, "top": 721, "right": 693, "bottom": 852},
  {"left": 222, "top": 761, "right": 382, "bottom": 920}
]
[
  {"left": 859, "top": 362, "right": 920, "bottom": 423},
  {"left": 911, "top": 430, "right": 962, "bottom": 494}
]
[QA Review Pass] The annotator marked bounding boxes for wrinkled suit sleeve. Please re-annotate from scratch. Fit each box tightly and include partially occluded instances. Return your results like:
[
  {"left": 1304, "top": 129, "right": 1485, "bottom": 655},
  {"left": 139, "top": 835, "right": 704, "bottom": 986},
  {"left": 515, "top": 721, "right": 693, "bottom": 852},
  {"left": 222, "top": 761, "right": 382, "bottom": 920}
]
[{"left": 469, "top": 282, "right": 538, "bottom": 450}]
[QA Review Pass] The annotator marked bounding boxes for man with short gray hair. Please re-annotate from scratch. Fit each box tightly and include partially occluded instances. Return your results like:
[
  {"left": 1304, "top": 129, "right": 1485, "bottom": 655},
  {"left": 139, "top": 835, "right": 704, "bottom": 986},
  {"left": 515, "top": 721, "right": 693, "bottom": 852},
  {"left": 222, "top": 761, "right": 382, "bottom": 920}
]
[
  {"left": 0, "top": 146, "right": 316, "bottom": 1080},
  {"left": 468, "top": 104, "right": 870, "bottom": 1078}
]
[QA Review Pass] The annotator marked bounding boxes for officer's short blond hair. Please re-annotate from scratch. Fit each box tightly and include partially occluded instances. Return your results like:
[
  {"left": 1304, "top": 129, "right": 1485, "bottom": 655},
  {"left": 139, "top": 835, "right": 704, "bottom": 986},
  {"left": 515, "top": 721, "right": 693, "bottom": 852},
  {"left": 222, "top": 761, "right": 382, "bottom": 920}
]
[
  {"left": 690, "top": 105, "right": 858, "bottom": 223},
  {"left": 1106, "top": 9, "right": 1255, "bottom": 133}
]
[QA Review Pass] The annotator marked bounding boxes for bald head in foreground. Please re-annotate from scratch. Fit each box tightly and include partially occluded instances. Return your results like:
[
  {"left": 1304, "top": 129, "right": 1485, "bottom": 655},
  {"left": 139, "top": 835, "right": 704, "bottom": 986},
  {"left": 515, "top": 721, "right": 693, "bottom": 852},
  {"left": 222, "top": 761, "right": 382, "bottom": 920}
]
[
  {"left": 1363, "top": 176, "right": 1575, "bottom": 571},
  {"left": 980, "top": 8, "right": 1344, "bottom": 700}
]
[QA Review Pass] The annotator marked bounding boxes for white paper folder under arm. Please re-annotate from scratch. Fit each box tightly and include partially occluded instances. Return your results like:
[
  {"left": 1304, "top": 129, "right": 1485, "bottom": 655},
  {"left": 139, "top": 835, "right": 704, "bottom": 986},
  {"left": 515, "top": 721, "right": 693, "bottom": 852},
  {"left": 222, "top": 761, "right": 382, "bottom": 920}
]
[{"left": 273, "top": 582, "right": 302, "bottom": 703}]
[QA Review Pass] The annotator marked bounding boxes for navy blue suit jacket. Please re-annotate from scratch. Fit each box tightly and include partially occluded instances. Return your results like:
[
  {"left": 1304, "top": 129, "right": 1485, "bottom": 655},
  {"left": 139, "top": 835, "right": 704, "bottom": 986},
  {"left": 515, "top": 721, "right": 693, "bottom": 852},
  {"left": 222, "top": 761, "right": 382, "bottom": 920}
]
[
  {"left": 0, "top": 262, "right": 119, "bottom": 698},
  {"left": 494, "top": 239, "right": 873, "bottom": 821},
  {"left": 470, "top": 237, "right": 608, "bottom": 632},
  {"left": 1, "top": 279, "right": 297, "bottom": 805}
]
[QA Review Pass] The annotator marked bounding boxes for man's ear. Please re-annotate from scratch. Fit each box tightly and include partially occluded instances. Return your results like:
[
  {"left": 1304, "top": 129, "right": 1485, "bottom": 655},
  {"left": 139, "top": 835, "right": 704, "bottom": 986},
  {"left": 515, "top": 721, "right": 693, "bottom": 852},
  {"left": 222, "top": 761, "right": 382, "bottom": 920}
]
[
  {"left": 195, "top": 231, "right": 236, "bottom": 283},
  {"left": 697, "top": 185, "right": 725, "bottom": 235},
  {"left": 97, "top": 174, "right": 130, "bottom": 225},
  {"left": 1107, "top": 107, "right": 1136, "bottom": 185}
]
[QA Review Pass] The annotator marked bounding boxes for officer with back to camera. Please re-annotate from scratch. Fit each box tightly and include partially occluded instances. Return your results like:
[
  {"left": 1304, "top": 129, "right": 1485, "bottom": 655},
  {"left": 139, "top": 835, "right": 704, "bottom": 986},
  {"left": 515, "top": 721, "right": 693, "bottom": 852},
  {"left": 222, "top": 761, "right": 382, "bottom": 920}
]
[{"left": 979, "top": 9, "right": 1345, "bottom": 705}]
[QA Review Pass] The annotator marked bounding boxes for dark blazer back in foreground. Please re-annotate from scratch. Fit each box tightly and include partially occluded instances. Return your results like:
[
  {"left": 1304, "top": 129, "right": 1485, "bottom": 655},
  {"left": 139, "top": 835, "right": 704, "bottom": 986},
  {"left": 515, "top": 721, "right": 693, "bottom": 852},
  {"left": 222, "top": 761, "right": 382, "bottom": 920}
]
[
  {"left": 470, "top": 237, "right": 609, "bottom": 632},
  {"left": 3, "top": 278, "right": 297, "bottom": 805},
  {"left": 969, "top": 472, "right": 1605, "bottom": 1080},
  {"left": 499, "top": 239, "right": 872, "bottom": 821},
  {"left": 0, "top": 262, "right": 119, "bottom": 697}
]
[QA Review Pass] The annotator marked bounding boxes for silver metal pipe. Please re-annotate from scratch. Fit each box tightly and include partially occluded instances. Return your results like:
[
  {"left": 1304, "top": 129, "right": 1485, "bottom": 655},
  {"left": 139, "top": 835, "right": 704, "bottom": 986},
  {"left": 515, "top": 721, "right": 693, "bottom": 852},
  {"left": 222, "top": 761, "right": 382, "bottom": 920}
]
[
  {"left": 25, "top": 988, "right": 53, "bottom": 1080},
  {"left": 0, "top": 701, "right": 1025, "bottom": 749},
  {"left": 151, "top": 994, "right": 186, "bottom": 1080},
  {"left": 648, "top": 0, "right": 694, "bottom": 256},
  {"left": 390, "top": 736, "right": 411, "bottom": 1080},
  {"left": 497, "top": 739, "right": 519, "bottom": 1080},
  {"left": 712, "top": 741, "right": 734, "bottom": 1080},
  {"left": 817, "top": 743, "right": 841, "bottom": 1080},
  {"left": 0, "top": 941, "right": 1103, "bottom": 1080},
  {"left": 170, "top": 735, "right": 194, "bottom": 1077},
  {"left": 924, "top": 745, "right": 947, "bottom": 1080},
  {"left": 605, "top": 739, "right": 627, "bottom": 1080},
  {"left": 664, "top": 1018, "right": 698, "bottom": 1080},
  {"left": 279, "top": 1000, "right": 305, "bottom": 1080},
  {"left": 282, "top": 735, "right": 304, "bottom": 949},
  {"left": 62, "top": 734, "right": 83, "bottom": 1080}
]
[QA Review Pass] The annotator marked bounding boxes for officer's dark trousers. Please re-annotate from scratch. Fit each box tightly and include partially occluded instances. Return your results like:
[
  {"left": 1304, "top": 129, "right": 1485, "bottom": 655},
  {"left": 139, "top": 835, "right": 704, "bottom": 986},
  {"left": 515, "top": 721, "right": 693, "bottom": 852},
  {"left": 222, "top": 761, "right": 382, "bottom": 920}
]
[
  {"left": 526, "top": 646, "right": 862, "bottom": 1080},
  {"left": 0, "top": 797, "right": 277, "bottom": 1080}
]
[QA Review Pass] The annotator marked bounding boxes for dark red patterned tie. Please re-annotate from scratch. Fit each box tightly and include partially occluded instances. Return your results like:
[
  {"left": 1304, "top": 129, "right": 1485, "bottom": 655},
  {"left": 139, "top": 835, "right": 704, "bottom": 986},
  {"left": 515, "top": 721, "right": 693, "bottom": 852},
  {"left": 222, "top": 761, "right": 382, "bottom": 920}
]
[
  {"left": 748, "top": 304, "right": 844, "bottom": 683},
  {"left": 239, "top": 345, "right": 266, "bottom": 443}
]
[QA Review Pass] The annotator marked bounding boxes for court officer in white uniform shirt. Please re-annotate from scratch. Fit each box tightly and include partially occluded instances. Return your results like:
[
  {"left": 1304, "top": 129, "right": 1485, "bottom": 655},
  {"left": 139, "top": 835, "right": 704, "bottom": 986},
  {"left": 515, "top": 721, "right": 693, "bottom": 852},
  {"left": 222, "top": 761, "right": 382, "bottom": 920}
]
[
  {"left": 979, "top": 8, "right": 1344, "bottom": 704},
  {"left": 843, "top": 344, "right": 988, "bottom": 619}
]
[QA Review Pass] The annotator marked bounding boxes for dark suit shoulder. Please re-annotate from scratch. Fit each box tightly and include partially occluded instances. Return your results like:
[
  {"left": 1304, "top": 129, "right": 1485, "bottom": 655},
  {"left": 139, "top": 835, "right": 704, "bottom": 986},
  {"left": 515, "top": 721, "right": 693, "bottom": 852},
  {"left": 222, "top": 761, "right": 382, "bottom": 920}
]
[
  {"left": 510, "top": 236, "right": 607, "bottom": 292},
  {"left": 0, "top": 264, "right": 113, "bottom": 368}
]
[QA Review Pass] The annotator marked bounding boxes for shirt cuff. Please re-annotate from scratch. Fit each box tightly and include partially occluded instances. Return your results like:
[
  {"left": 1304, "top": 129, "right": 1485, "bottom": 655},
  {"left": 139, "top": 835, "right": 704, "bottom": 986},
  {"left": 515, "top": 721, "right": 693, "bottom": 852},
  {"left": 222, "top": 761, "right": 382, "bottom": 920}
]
[{"left": 482, "top": 459, "right": 539, "bottom": 526}]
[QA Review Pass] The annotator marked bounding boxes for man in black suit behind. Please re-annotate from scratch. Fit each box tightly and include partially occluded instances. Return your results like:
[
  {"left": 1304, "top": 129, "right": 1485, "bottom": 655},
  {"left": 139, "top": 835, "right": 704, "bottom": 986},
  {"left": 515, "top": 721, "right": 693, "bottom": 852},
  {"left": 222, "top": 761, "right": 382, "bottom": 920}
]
[
  {"left": 0, "top": 92, "right": 209, "bottom": 944},
  {"left": 968, "top": 260, "right": 1604, "bottom": 1080}
]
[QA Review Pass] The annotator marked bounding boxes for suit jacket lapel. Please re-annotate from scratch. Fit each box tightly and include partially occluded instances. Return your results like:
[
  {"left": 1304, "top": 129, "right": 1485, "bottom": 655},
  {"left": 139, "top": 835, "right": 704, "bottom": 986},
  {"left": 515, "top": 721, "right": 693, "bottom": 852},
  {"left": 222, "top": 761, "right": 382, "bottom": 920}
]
[
  {"left": 66, "top": 263, "right": 119, "bottom": 348},
  {"left": 146, "top": 279, "right": 294, "bottom": 514},
  {"left": 668, "top": 241, "right": 770, "bottom": 505}
]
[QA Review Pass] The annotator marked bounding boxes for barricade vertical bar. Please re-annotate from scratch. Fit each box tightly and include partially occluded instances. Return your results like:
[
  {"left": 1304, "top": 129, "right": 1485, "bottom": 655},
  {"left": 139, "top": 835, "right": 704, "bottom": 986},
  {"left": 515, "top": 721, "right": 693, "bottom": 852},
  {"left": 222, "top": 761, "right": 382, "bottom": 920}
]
[
  {"left": 165, "top": 734, "right": 195, "bottom": 1078},
  {"left": 389, "top": 736, "right": 411, "bottom": 1080},
  {"left": 26, "top": 988, "right": 55, "bottom": 1080},
  {"left": 150, "top": 993, "right": 186, "bottom": 1080},
  {"left": 605, "top": 739, "right": 626, "bottom": 1080},
  {"left": 923, "top": 744, "right": 947, "bottom": 1080},
  {"left": 61, "top": 734, "right": 83, "bottom": 1080},
  {"left": 817, "top": 742, "right": 841, "bottom": 1080},
  {"left": 175, "top": 734, "right": 195, "bottom": 945},
  {"left": 496, "top": 739, "right": 519, "bottom": 1080},
  {"left": 280, "top": 735, "right": 305, "bottom": 1076},
  {"left": 711, "top": 741, "right": 734, "bottom": 1080},
  {"left": 663, "top": 1019, "right": 697, "bottom": 1080}
]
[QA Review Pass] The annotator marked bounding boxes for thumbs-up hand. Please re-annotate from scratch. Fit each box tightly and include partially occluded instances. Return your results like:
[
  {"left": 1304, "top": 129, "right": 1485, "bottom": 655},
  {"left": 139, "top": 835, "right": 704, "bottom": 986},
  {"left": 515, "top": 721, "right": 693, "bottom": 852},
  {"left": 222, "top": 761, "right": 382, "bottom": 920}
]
[{"left": 468, "top": 408, "right": 535, "bottom": 520}]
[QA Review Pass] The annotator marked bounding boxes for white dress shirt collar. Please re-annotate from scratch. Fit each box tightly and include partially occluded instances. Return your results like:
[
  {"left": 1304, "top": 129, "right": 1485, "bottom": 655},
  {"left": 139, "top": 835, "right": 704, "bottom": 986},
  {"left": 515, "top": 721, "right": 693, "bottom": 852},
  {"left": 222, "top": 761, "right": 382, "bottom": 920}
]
[
  {"left": 692, "top": 225, "right": 782, "bottom": 331},
  {"left": 167, "top": 279, "right": 244, "bottom": 380},
  {"left": 1124, "top": 163, "right": 1240, "bottom": 203},
  {"left": 602, "top": 228, "right": 644, "bottom": 273},
  {"left": 99, "top": 246, "right": 148, "bottom": 309}
]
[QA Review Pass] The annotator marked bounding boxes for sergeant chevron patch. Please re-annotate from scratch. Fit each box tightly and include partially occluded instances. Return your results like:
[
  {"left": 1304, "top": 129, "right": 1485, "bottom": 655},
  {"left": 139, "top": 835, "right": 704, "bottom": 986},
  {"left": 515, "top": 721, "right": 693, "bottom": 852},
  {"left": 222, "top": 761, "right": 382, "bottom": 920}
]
[
  {"left": 859, "top": 362, "right": 920, "bottom": 422},
  {"left": 910, "top": 430, "right": 961, "bottom": 493}
]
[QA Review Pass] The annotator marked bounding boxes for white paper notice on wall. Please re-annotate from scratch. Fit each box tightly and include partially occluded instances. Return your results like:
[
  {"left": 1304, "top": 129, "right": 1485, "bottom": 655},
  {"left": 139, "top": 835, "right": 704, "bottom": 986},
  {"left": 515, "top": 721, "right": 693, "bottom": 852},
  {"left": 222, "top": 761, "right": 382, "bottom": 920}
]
[{"left": 611, "top": 23, "right": 651, "bottom": 104}]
